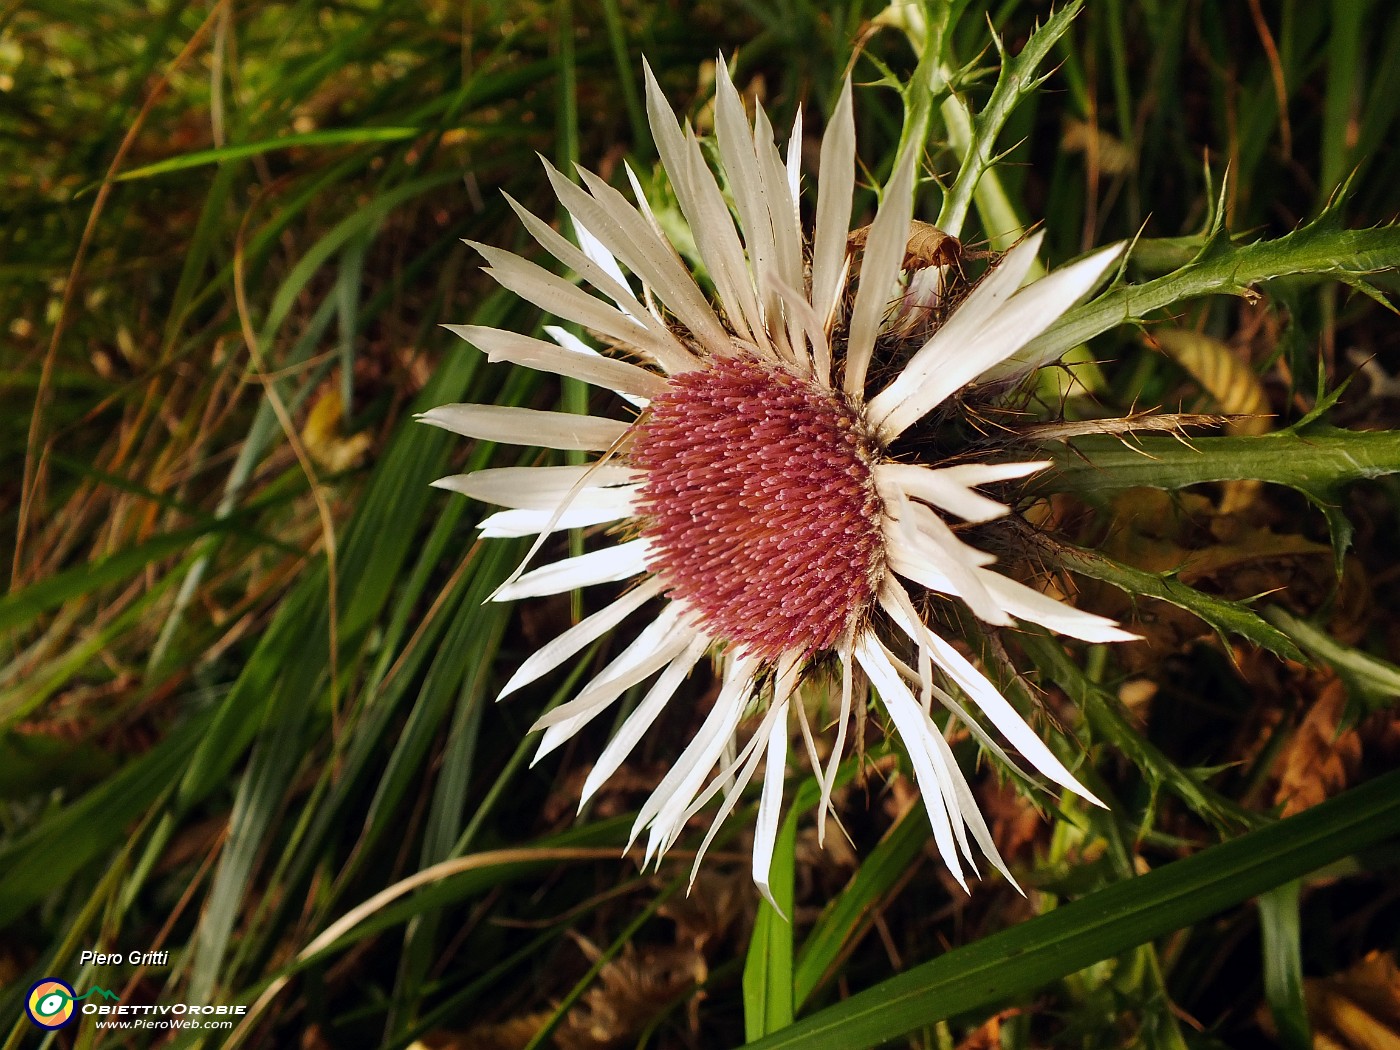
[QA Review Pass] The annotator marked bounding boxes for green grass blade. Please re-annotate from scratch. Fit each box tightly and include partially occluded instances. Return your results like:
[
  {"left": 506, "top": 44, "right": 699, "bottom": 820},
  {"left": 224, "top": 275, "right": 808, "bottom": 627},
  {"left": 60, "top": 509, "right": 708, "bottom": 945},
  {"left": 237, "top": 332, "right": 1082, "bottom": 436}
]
[
  {"left": 258, "top": 171, "right": 461, "bottom": 346},
  {"left": 1265, "top": 606, "right": 1400, "bottom": 712},
  {"left": 0, "top": 708, "right": 214, "bottom": 926},
  {"left": 1259, "top": 880, "right": 1310, "bottom": 1050},
  {"left": 1320, "top": 1, "right": 1367, "bottom": 204},
  {"left": 794, "top": 804, "right": 927, "bottom": 1009},
  {"left": 109, "top": 127, "right": 422, "bottom": 183},
  {"left": 744, "top": 793, "right": 797, "bottom": 1039},
  {"left": 742, "top": 769, "right": 1400, "bottom": 1050},
  {"left": 0, "top": 525, "right": 236, "bottom": 633}
]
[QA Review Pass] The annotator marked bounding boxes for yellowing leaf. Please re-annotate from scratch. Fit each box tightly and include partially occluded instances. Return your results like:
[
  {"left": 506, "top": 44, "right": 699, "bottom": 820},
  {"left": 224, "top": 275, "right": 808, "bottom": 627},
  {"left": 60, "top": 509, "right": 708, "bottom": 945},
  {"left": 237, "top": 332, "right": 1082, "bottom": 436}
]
[
  {"left": 1305, "top": 951, "right": 1400, "bottom": 1050},
  {"left": 302, "top": 386, "right": 372, "bottom": 473}
]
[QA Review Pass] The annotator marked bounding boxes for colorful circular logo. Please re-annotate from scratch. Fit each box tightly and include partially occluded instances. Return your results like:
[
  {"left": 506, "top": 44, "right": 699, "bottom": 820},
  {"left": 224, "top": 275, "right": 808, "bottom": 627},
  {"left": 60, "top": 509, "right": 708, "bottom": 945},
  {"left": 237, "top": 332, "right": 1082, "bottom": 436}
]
[{"left": 26, "top": 979, "right": 77, "bottom": 1029}]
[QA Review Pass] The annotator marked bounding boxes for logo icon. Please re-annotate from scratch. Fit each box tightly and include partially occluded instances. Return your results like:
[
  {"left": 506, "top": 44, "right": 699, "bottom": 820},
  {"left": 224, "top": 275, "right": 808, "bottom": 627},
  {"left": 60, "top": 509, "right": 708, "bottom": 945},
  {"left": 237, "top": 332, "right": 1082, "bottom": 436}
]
[
  {"left": 23, "top": 981, "right": 119, "bottom": 1029},
  {"left": 25, "top": 979, "right": 78, "bottom": 1029}
]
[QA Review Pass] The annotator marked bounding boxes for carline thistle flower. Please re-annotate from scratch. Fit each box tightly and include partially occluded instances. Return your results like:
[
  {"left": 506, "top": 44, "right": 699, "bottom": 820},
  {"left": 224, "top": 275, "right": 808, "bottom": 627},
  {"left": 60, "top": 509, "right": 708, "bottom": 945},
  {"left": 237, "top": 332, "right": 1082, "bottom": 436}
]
[{"left": 421, "top": 61, "right": 1136, "bottom": 904}]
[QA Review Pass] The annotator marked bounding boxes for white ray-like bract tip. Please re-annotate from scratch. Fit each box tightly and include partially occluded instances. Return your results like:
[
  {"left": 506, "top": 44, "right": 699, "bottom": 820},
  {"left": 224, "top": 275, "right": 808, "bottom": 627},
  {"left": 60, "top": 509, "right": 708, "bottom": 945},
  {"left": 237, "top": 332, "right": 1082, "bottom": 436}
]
[
  {"left": 878, "top": 460, "right": 1050, "bottom": 524},
  {"left": 713, "top": 60, "right": 792, "bottom": 360},
  {"left": 751, "top": 695, "right": 791, "bottom": 912},
  {"left": 816, "top": 636, "right": 856, "bottom": 844},
  {"left": 629, "top": 657, "right": 759, "bottom": 863},
  {"left": 844, "top": 137, "right": 920, "bottom": 397},
  {"left": 491, "top": 537, "right": 651, "bottom": 602},
  {"left": 437, "top": 461, "right": 638, "bottom": 536},
  {"left": 874, "top": 642, "right": 1026, "bottom": 895},
  {"left": 885, "top": 648, "right": 1029, "bottom": 781},
  {"left": 530, "top": 606, "right": 686, "bottom": 733},
  {"left": 581, "top": 636, "right": 710, "bottom": 807},
  {"left": 475, "top": 504, "right": 630, "bottom": 538},
  {"left": 529, "top": 612, "right": 696, "bottom": 764},
  {"left": 975, "top": 569, "right": 1142, "bottom": 644},
  {"left": 811, "top": 76, "right": 855, "bottom": 342},
  {"left": 683, "top": 686, "right": 785, "bottom": 889},
  {"left": 437, "top": 463, "right": 637, "bottom": 508},
  {"left": 854, "top": 636, "right": 1008, "bottom": 890},
  {"left": 881, "top": 579, "right": 1108, "bottom": 810},
  {"left": 977, "top": 242, "right": 1126, "bottom": 384},
  {"left": 572, "top": 220, "right": 633, "bottom": 299},
  {"left": 642, "top": 64, "right": 764, "bottom": 349},
  {"left": 451, "top": 478, "right": 638, "bottom": 516},
  {"left": 867, "top": 232, "right": 1045, "bottom": 439},
  {"left": 883, "top": 491, "right": 1012, "bottom": 627},
  {"left": 497, "top": 578, "right": 662, "bottom": 700},
  {"left": 445, "top": 323, "right": 666, "bottom": 400},
  {"left": 545, "top": 159, "right": 730, "bottom": 363},
  {"left": 416, "top": 403, "right": 629, "bottom": 452},
  {"left": 542, "top": 325, "right": 652, "bottom": 408},
  {"left": 785, "top": 105, "right": 803, "bottom": 212},
  {"left": 500, "top": 192, "right": 656, "bottom": 337}
]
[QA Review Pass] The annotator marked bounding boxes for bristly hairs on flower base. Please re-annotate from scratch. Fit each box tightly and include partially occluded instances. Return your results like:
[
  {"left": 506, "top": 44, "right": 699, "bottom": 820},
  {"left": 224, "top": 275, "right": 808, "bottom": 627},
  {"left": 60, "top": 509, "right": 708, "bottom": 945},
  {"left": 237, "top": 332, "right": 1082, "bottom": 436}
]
[{"left": 419, "top": 58, "right": 1139, "bottom": 909}]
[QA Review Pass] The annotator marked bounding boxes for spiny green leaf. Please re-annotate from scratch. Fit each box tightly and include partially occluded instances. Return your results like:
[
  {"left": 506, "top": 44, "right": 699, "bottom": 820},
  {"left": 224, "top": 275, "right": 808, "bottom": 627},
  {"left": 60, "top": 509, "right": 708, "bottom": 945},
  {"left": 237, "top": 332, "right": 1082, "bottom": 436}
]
[
  {"left": 1297, "top": 483, "right": 1356, "bottom": 574},
  {"left": 1024, "top": 221, "right": 1400, "bottom": 365},
  {"left": 1035, "top": 429, "right": 1400, "bottom": 495},
  {"left": 1041, "top": 540, "right": 1304, "bottom": 662},
  {"left": 1196, "top": 162, "right": 1235, "bottom": 261},
  {"left": 936, "top": 0, "right": 1083, "bottom": 236},
  {"left": 1019, "top": 632, "right": 1256, "bottom": 833}
]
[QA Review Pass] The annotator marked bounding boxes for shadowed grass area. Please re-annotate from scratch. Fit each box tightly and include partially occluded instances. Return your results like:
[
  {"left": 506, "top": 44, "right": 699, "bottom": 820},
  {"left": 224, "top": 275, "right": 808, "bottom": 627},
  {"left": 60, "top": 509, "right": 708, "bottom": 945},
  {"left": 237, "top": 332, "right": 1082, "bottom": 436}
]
[{"left": 3, "top": 2, "right": 1399, "bottom": 1049}]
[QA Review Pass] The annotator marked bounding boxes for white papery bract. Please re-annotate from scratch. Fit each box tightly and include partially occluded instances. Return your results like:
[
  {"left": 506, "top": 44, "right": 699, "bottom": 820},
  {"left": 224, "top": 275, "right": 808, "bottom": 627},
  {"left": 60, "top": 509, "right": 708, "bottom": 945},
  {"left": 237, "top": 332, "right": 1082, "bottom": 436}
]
[{"left": 420, "top": 60, "right": 1132, "bottom": 905}]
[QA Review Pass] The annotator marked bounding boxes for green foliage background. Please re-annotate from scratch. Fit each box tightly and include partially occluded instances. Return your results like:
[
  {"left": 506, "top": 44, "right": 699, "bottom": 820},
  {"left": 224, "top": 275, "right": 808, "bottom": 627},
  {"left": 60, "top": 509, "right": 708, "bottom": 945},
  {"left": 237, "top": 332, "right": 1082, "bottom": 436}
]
[{"left": 2, "top": 1, "right": 1398, "bottom": 1048}]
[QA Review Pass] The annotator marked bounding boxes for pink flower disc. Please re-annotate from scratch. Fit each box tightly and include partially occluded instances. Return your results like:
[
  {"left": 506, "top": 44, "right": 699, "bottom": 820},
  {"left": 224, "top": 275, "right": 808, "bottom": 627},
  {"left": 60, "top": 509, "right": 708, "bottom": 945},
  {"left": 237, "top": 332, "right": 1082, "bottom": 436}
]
[{"left": 631, "top": 356, "right": 885, "bottom": 660}]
